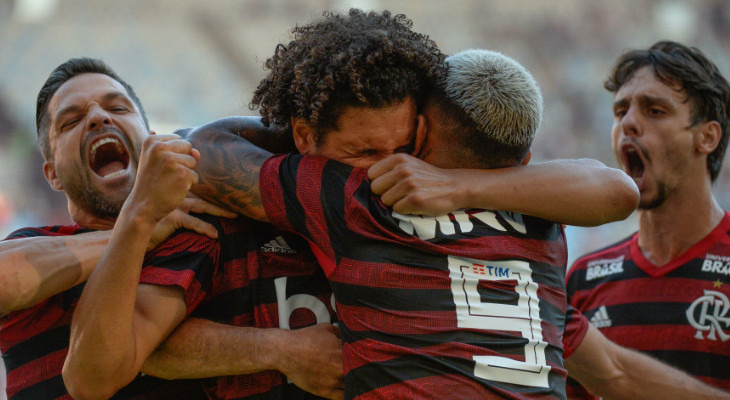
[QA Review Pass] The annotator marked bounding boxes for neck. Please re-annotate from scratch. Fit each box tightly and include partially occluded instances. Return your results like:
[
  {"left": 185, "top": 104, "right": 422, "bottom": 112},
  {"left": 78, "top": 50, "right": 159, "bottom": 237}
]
[
  {"left": 68, "top": 201, "right": 116, "bottom": 230},
  {"left": 637, "top": 180, "right": 724, "bottom": 266}
]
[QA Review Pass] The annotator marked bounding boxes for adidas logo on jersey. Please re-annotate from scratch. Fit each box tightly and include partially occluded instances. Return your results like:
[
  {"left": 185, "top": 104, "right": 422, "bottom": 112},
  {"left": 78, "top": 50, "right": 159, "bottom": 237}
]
[
  {"left": 589, "top": 306, "right": 612, "bottom": 328},
  {"left": 585, "top": 256, "right": 624, "bottom": 281},
  {"left": 261, "top": 236, "right": 297, "bottom": 254}
]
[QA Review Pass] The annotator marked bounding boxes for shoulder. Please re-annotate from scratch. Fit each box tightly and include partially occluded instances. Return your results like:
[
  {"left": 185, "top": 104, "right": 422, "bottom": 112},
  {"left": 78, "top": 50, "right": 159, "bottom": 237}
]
[{"left": 3, "top": 224, "right": 92, "bottom": 240}]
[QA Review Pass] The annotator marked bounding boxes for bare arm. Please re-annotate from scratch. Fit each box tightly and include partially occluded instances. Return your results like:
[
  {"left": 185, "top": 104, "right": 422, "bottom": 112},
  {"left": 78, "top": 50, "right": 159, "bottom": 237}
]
[
  {"left": 184, "top": 119, "right": 272, "bottom": 222},
  {"left": 369, "top": 155, "right": 639, "bottom": 226},
  {"left": 0, "top": 230, "right": 109, "bottom": 316},
  {"left": 63, "top": 135, "right": 201, "bottom": 400},
  {"left": 143, "top": 319, "right": 344, "bottom": 400},
  {"left": 0, "top": 196, "right": 231, "bottom": 317},
  {"left": 565, "top": 324, "right": 730, "bottom": 399}
]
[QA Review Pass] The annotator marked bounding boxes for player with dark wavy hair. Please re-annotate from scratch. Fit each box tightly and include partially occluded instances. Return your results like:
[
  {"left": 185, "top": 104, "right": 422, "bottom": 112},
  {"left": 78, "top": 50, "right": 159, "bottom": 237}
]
[
  {"left": 250, "top": 8, "right": 445, "bottom": 158},
  {"left": 567, "top": 40, "right": 730, "bottom": 397}
]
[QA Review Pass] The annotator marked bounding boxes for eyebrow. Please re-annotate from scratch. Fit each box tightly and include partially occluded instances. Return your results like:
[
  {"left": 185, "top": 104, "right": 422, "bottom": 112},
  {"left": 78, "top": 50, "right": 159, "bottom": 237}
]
[
  {"left": 613, "top": 94, "right": 673, "bottom": 110},
  {"left": 54, "top": 91, "right": 131, "bottom": 124}
]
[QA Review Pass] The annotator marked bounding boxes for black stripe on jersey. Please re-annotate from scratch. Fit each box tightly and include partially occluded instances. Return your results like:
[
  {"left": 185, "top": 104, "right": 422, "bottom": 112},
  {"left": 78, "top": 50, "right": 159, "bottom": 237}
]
[
  {"left": 589, "top": 302, "right": 697, "bottom": 326},
  {"left": 646, "top": 350, "right": 729, "bottom": 381},
  {"left": 11, "top": 375, "right": 67, "bottom": 400},
  {"left": 145, "top": 248, "right": 217, "bottom": 292},
  {"left": 330, "top": 280, "right": 565, "bottom": 320},
  {"left": 330, "top": 282, "right": 453, "bottom": 311},
  {"left": 346, "top": 353, "right": 565, "bottom": 399},
  {"left": 568, "top": 260, "right": 646, "bottom": 289},
  {"left": 221, "top": 383, "right": 326, "bottom": 400},
  {"left": 3, "top": 325, "right": 69, "bottom": 372},
  {"left": 319, "top": 159, "right": 352, "bottom": 263},
  {"left": 192, "top": 274, "right": 332, "bottom": 321},
  {"left": 340, "top": 324, "right": 565, "bottom": 366},
  {"left": 279, "top": 155, "right": 309, "bottom": 246}
]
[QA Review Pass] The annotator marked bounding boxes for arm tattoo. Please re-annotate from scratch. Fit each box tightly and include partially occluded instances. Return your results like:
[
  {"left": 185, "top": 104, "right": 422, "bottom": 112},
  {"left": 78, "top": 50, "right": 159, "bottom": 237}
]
[{"left": 189, "top": 127, "right": 272, "bottom": 221}]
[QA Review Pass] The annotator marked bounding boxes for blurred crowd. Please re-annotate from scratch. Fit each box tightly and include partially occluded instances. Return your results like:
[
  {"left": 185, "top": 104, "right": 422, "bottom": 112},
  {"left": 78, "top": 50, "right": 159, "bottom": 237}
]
[{"left": 0, "top": 0, "right": 728, "bottom": 264}]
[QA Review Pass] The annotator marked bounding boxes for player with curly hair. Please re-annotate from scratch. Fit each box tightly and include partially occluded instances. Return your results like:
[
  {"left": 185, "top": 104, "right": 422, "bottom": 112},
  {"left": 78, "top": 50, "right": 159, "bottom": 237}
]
[{"left": 250, "top": 9, "right": 446, "bottom": 168}]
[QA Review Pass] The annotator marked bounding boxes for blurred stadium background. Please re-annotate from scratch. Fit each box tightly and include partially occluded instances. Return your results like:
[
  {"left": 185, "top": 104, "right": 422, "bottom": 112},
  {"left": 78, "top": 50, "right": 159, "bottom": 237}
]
[
  {"left": 1, "top": 0, "right": 730, "bottom": 279},
  {"left": 1, "top": 0, "right": 730, "bottom": 397}
]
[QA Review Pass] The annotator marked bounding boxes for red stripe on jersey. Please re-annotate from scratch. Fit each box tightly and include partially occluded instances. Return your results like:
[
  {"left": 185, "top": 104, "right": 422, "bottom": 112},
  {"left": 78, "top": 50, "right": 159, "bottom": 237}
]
[
  {"left": 260, "top": 156, "right": 297, "bottom": 233},
  {"left": 337, "top": 304, "right": 456, "bottom": 334},
  {"left": 330, "top": 258, "right": 450, "bottom": 289},
  {"left": 205, "top": 371, "right": 286, "bottom": 399},
  {"left": 599, "top": 324, "right": 729, "bottom": 353},
  {"left": 5, "top": 349, "right": 65, "bottom": 397},
  {"left": 562, "top": 307, "right": 589, "bottom": 359},
  {"left": 139, "top": 266, "right": 204, "bottom": 317},
  {"left": 570, "top": 277, "right": 720, "bottom": 307}
]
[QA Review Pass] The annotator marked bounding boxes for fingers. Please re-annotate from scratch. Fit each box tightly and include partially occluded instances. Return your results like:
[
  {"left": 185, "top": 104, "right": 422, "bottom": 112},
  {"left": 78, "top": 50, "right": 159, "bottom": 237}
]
[
  {"left": 175, "top": 212, "right": 219, "bottom": 239},
  {"left": 180, "top": 196, "right": 237, "bottom": 218}
]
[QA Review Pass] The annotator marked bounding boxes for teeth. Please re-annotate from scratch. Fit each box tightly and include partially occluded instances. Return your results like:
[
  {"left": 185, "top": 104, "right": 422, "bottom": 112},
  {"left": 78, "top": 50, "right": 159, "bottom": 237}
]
[
  {"left": 90, "top": 137, "right": 122, "bottom": 158},
  {"left": 104, "top": 169, "right": 126, "bottom": 178}
]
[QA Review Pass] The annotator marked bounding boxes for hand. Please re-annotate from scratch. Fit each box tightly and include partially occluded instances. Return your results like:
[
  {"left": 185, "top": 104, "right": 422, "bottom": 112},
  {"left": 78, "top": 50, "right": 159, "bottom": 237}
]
[
  {"left": 147, "top": 195, "right": 238, "bottom": 250},
  {"left": 126, "top": 134, "right": 200, "bottom": 226},
  {"left": 368, "top": 154, "right": 465, "bottom": 216},
  {"left": 278, "top": 323, "right": 344, "bottom": 400}
]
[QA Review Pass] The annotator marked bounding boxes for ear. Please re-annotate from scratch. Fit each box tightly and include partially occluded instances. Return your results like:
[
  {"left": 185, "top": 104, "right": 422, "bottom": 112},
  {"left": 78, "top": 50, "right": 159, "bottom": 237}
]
[
  {"left": 411, "top": 114, "right": 428, "bottom": 158},
  {"left": 696, "top": 120, "right": 722, "bottom": 155},
  {"left": 520, "top": 151, "right": 532, "bottom": 166},
  {"left": 291, "top": 118, "right": 317, "bottom": 154},
  {"left": 43, "top": 160, "right": 63, "bottom": 191}
]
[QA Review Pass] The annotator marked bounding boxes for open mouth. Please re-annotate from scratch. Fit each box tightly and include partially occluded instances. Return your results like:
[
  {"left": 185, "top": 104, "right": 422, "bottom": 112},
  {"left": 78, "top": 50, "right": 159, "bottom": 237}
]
[
  {"left": 89, "top": 136, "right": 130, "bottom": 178},
  {"left": 621, "top": 143, "right": 645, "bottom": 186}
]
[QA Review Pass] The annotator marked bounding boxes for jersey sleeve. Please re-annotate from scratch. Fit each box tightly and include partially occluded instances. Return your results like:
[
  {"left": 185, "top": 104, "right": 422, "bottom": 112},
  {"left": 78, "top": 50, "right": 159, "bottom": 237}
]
[
  {"left": 260, "top": 154, "right": 367, "bottom": 275},
  {"left": 139, "top": 217, "right": 221, "bottom": 316},
  {"left": 562, "top": 304, "right": 590, "bottom": 359}
]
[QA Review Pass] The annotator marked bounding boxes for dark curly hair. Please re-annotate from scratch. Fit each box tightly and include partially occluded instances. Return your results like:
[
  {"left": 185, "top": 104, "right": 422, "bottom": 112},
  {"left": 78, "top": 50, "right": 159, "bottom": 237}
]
[
  {"left": 250, "top": 8, "right": 446, "bottom": 144},
  {"left": 605, "top": 40, "right": 730, "bottom": 182}
]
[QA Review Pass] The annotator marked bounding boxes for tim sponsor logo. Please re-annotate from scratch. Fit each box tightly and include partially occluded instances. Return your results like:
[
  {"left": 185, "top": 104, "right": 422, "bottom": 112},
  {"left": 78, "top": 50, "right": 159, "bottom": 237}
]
[
  {"left": 702, "top": 254, "right": 730, "bottom": 276},
  {"left": 686, "top": 290, "right": 730, "bottom": 341},
  {"left": 585, "top": 256, "right": 624, "bottom": 281}
]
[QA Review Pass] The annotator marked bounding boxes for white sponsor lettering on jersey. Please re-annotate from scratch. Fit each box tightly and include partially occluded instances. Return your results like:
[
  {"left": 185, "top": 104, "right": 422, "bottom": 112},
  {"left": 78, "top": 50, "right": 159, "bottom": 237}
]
[{"left": 585, "top": 256, "right": 624, "bottom": 281}]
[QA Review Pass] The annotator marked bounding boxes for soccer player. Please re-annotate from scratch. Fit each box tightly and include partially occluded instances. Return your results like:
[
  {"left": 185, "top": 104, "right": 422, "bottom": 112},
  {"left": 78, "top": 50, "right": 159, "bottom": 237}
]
[
  {"left": 181, "top": 47, "right": 616, "bottom": 399},
  {"left": 0, "top": 57, "right": 230, "bottom": 399},
  {"left": 566, "top": 41, "right": 730, "bottom": 397}
]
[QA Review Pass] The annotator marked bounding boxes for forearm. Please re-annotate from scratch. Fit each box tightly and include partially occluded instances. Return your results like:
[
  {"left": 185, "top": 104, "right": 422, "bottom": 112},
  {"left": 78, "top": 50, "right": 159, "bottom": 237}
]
[
  {"left": 64, "top": 214, "right": 155, "bottom": 399},
  {"left": 186, "top": 125, "right": 271, "bottom": 221},
  {"left": 461, "top": 159, "right": 638, "bottom": 226},
  {"left": 566, "top": 325, "right": 730, "bottom": 399},
  {"left": 0, "top": 230, "right": 110, "bottom": 315},
  {"left": 143, "top": 318, "right": 283, "bottom": 379}
]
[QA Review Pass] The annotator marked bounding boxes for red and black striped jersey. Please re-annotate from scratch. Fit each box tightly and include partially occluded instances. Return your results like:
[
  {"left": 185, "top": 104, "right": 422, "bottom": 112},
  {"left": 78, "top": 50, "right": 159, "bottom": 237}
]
[
  {"left": 562, "top": 305, "right": 589, "bottom": 360},
  {"left": 566, "top": 211, "right": 730, "bottom": 398},
  {"left": 0, "top": 225, "right": 207, "bottom": 400},
  {"left": 260, "top": 154, "right": 570, "bottom": 400},
  {"left": 188, "top": 217, "right": 335, "bottom": 400}
]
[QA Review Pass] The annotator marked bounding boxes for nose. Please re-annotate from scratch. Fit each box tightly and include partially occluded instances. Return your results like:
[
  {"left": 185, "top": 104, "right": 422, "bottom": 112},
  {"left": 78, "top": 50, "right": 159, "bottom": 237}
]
[
  {"left": 86, "top": 105, "right": 111, "bottom": 130},
  {"left": 619, "top": 106, "right": 641, "bottom": 138}
]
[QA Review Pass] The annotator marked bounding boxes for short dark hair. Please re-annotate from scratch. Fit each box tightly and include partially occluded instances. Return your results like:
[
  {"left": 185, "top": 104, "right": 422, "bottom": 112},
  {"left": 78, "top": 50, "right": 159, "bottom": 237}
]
[
  {"left": 35, "top": 57, "right": 148, "bottom": 160},
  {"left": 250, "top": 8, "right": 446, "bottom": 143},
  {"left": 605, "top": 40, "right": 730, "bottom": 182}
]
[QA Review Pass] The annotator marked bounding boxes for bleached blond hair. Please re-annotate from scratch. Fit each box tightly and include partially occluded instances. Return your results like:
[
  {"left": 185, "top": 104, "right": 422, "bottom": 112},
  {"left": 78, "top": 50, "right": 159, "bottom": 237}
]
[{"left": 444, "top": 49, "right": 542, "bottom": 148}]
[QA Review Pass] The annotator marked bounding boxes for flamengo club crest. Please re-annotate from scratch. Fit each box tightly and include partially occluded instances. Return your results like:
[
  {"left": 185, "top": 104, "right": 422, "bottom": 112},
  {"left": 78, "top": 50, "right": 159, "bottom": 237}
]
[{"left": 686, "top": 290, "right": 730, "bottom": 341}]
